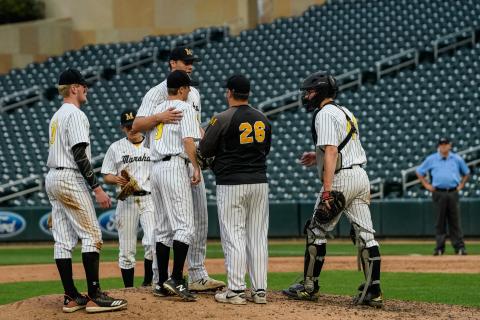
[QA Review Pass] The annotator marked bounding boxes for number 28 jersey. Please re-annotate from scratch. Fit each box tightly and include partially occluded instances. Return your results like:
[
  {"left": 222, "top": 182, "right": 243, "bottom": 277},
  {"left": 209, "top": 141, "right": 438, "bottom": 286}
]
[{"left": 200, "top": 105, "right": 271, "bottom": 185}]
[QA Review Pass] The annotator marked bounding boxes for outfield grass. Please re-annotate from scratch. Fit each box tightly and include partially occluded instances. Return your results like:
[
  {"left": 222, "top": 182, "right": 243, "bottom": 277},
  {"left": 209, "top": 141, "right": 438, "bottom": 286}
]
[
  {"left": 0, "top": 242, "right": 479, "bottom": 265},
  {"left": 0, "top": 271, "right": 479, "bottom": 308}
]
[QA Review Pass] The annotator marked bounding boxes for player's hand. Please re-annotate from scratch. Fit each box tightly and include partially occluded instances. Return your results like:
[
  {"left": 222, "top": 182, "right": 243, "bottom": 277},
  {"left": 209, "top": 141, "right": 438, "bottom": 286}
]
[
  {"left": 156, "top": 108, "right": 183, "bottom": 124},
  {"left": 300, "top": 152, "right": 316, "bottom": 167},
  {"left": 321, "top": 191, "right": 333, "bottom": 210},
  {"left": 191, "top": 166, "right": 201, "bottom": 185},
  {"left": 425, "top": 184, "right": 436, "bottom": 192},
  {"left": 456, "top": 183, "right": 465, "bottom": 192},
  {"left": 116, "top": 176, "right": 129, "bottom": 187},
  {"left": 94, "top": 187, "right": 112, "bottom": 208}
]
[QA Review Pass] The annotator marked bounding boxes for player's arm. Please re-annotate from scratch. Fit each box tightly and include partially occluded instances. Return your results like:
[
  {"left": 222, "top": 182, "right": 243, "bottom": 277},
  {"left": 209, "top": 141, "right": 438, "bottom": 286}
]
[
  {"left": 181, "top": 107, "right": 202, "bottom": 185},
  {"left": 322, "top": 145, "right": 338, "bottom": 192},
  {"left": 72, "top": 143, "right": 111, "bottom": 208},
  {"left": 184, "top": 137, "right": 201, "bottom": 185},
  {"left": 199, "top": 116, "right": 223, "bottom": 158},
  {"left": 415, "top": 157, "right": 435, "bottom": 192},
  {"left": 101, "top": 145, "right": 129, "bottom": 186},
  {"left": 457, "top": 156, "right": 470, "bottom": 191},
  {"left": 132, "top": 109, "right": 183, "bottom": 133}
]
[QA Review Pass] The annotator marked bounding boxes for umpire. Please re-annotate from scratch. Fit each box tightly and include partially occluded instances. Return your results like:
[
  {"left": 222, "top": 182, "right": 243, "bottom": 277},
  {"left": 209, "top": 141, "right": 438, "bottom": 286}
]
[{"left": 416, "top": 137, "right": 470, "bottom": 256}]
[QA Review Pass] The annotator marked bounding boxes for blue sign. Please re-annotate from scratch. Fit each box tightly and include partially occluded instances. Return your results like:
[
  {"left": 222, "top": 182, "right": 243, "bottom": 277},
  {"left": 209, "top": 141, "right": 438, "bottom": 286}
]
[
  {"left": 39, "top": 212, "right": 53, "bottom": 236},
  {"left": 98, "top": 210, "right": 118, "bottom": 236},
  {"left": 0, "top": 211, "right": 27, "bottom": 238}
]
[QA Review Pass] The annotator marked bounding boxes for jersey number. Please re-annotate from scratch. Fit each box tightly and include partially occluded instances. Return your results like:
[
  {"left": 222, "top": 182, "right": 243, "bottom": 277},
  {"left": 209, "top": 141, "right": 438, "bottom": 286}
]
[
  {"left": 154, "top": 123, "right": 164, "bottom": 140},
  {"left": 346, "top": 116, "right": 358, "bottom": 140},
  {"left": 49, "top": 120, "right": 58, "bottom": 145},
  {"left": 239, "top": 121, "right": 265, "bottom": 144}
]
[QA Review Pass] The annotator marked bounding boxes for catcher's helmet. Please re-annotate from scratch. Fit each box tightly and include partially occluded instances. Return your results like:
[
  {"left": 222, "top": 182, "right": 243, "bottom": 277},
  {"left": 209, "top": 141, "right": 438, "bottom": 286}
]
[{"left": 300, "top": 71, "right": 338, "bottom": 112}]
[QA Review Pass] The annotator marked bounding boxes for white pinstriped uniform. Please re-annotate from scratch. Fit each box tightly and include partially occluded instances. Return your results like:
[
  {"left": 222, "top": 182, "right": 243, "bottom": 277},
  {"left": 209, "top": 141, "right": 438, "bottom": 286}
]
[
  {"left": 217, "top": 183, "right": 269, "bottom": 291},
  {"left": 138, "top": 81, "right": 209, "bottom": 282},
  {"left": 312, "top": 103, "right": 378, "bottom": 248},
  {"left": 150, "top": 99, "right": 201, "bottom": 250},
  {"left": 45, "top": 103, "right": 103, "bottom": 259},
  {"left": 101, "top": 138, "right": 155, "bottom": 270}
]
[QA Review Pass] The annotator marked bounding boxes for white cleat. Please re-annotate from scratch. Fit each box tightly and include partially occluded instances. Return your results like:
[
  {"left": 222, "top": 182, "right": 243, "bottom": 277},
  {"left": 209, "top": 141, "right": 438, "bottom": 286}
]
[
  {"left": 189, "top": 277, "right": 226, "bottom": 292},
  {"left": 215, "top": 290, "right": 247, "bottom": 305},
  {"left": 251, "top": 290, "right": 267, "bottom": 304}
]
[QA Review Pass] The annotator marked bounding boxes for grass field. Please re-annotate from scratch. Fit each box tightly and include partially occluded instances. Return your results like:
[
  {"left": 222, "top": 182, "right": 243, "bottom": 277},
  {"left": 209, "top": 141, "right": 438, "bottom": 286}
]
[
  {"left": 1, "top": 271, "right": 479, "bottom": 307},
  {"left": 1, "top": 241, "right": 479, "bottom": 265}
]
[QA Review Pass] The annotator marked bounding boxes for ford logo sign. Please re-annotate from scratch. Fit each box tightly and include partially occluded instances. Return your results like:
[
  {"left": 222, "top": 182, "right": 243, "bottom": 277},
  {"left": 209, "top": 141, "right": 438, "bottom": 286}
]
[
  {"left": 39, "top": 212, "right": 53, "bottom": 236},
  {"left": 0, "top": 211, "right": 27, "bottom": 238},
  {"left": 98, "top": 210, "right": 118, "bottom": 236}
]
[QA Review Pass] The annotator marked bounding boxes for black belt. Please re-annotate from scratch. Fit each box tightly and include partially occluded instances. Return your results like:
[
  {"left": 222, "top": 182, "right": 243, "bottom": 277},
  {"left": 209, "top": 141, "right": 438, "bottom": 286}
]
[
  {"left": 133, "top": 190, "right": 151, "bottom": 196},
  {"left": 435, "top": 187, "right": 457, "bottom": 192},
  {"left": 55, "top": 167, "right": 77, "bottom": 171},
  {"left": 161, "top": 155, "right": 189, "bottom": 164},
  {"left": 339, "top": 164, "right": 362, "bottom": 171}
]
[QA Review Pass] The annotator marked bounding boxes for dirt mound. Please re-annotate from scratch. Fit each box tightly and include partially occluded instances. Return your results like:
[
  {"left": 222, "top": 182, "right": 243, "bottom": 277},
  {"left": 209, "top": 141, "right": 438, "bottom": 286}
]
[{"left": 0, "top": 288, "right": 478, "bottom": 320}]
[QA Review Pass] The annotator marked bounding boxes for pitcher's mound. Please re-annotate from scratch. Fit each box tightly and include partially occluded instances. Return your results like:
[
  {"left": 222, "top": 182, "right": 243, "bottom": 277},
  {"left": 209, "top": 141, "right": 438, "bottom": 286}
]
[{"left": 0, "top": 287, "right": 478, "bottom": 320}]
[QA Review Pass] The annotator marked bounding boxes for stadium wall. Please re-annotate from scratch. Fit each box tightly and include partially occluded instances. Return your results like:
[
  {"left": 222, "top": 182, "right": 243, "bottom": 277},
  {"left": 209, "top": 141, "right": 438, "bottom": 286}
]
[{"left": 1, "top": 199, "right": 479, "bottom": 242}]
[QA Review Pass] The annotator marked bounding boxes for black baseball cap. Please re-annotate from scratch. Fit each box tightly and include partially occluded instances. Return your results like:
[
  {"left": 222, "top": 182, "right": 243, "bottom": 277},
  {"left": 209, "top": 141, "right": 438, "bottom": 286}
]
[
  {"left": 438, "top": 137, "right": 451, "bottom": 145},
  {"left": 120, "top": 109, "right": 136, "bottom": 127},
  {"left": 169, "top": 46, "right": 201, "bottom": 62},
  {"left": 167, "top": 70, "right": 199, "bottom": 89},
  {"left": 58, "top": 68, "right": 87, "bottom": 86},
  {"left": 224, "top": 74, "right": 250, "bottom": 94}
]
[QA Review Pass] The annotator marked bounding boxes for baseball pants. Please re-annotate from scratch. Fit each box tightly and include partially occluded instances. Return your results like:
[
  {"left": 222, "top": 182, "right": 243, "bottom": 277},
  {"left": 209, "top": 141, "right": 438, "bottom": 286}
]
[
  {"left": 45, "top": 169, "right": 103, "bottom": 259},
  {"left": 432, "top": 190, "right": 465, "bottom": 251},
  {"left": 311, "top": 166, "right": 379, "bottom": 248},
  {"left": 115, "top": 195, "right": 155, "bottom": 269},
  {"left": 217, "top": 183, "right": 269, "bottom": 291}
]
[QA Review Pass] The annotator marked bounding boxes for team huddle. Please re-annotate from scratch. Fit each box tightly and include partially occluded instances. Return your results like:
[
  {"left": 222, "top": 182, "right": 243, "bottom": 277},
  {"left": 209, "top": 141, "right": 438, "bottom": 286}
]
[{"left": 46, "top": 46, "right": 383, "bottom": 313}]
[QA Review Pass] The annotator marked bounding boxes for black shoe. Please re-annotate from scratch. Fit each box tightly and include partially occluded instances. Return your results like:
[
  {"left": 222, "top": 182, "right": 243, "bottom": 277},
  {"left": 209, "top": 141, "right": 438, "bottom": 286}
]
[
  {"left": 141, "top": 281, "right": 152, "bottom": 288},
  {"left": 456, "top": 248, "right": 467, "bottom": 256},
  {"left": 433, "top": 249, "right": 444, "bottom": 256},
  {"left": 163, "top": 277, "right": 198, "bottom": 302},
  {"left": 86, "top": 290, "right": 128, "bottom": 313},
  {"left": 353, "top": 286, "right": 383, "bottom": 308},
  {"left": 282, "top": 281, "right": 320, "bottom": 302},
  {"left": 153, "top": 284, "right": 173, "bottom": 297},
  {"left": 63, "top": 294, "right": 88, "bottom": 313}
]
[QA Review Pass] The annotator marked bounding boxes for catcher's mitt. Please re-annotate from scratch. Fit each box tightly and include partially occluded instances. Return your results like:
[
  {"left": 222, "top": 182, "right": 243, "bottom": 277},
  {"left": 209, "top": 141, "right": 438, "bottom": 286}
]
[
  {"left": 116, "top": 170, "right": 140, "bottom": 201},
  {"left": 312, "top": 190, "right": 346, "bottom": 225},
  {"left": 196, "top": 148, "right": 214, "bottom": 170}
]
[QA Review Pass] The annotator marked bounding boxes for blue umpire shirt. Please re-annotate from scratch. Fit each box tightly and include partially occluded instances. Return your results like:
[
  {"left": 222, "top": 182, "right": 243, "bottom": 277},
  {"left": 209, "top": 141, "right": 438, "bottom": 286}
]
[{"left": 416, "top": 152, "right": 470, "bottom": 189}]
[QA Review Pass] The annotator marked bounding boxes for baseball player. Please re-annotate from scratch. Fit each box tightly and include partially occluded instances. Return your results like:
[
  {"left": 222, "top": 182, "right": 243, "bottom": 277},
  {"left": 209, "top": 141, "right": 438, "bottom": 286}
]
[
  {"left": 101, "top": 109, "right": 155, "bottom": 288},
  {"left": 148, "top": 70, "right": 201, "bottom": 301},
  {"left": 133, "top": 46, "right": 225, "bottom": 292},
  {"left": 282, "top": 71, "right": 383, "bottom": 308},
  {"left": 45, "top": 68, "right": 127, "bottom": 313},
  {"left": 200, "top": 74, "right": 271, "bottom": 305}
]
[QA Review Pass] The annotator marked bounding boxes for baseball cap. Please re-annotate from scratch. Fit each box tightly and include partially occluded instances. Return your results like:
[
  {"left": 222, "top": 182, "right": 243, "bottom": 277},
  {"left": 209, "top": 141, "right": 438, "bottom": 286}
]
[
  {"left": 167, "top": 70, "right": 199, "bottom": 89},
  {"left": 223, "top": 74, "right": 250, "bottom": 94},
  {"left": 120, "top": 109, "right": 136, "bottom": 127},
  {"left": 169, "top": 46, "right": 201, "bottom": 62},
  {"left": 58, "top": 68, "right": 87, "bottom": 86},
  {"left": 438, "top": 137, "right": 450, "bottom": 145}
]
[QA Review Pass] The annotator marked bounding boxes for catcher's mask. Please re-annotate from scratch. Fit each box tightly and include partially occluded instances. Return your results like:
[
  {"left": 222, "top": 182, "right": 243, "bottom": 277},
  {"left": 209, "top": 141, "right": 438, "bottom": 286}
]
[{"left": 300, "top": 72, "right": 338, "bottom": 112}]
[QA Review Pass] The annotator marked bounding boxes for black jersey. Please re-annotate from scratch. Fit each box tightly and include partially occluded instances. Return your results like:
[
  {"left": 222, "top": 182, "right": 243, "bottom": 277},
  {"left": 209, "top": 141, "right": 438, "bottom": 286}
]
[{"left": 199, "top": 104, "right": 271, "bottom": 185}]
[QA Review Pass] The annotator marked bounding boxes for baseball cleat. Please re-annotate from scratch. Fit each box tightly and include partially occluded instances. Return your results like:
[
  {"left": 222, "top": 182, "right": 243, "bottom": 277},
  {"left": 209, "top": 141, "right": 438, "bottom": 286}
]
[
  {"left": 163, "top": 277, "right": 198, "bottom": 302},
  {"left": 215, "top": 290, "right": 247, "bottom": 305},
  {"left": 153, "top": 284, "right": 174, "bottom": 297},
  {"left": 86, "top": 290, "right": 127, "bottom": 313},
  {"left": 251, "top": 290, "right": 267, "bottom": 304},
  {"left": 188, "top": 277, "right": 226, "bottom": 292},
  {"left": 282, "top": 282, "right": 319, "bottom": 301},
  {"left": 62, "top": 294, "right": 88, "bottom": 313},
  {"left": 353, "top": 290, "right": 384, "bottom": 308}
]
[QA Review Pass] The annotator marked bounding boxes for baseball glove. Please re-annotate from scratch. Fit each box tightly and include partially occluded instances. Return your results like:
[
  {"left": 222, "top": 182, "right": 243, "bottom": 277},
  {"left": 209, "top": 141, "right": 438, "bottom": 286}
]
[
  {"left": 312, "top": 190, "right": 346, "bottom": 225},
  {"left": 196, "top": 148, "right": 214, "bottom": 170},
  {"left": 116, "top": 170, "right": 140, "bottom": 201}
]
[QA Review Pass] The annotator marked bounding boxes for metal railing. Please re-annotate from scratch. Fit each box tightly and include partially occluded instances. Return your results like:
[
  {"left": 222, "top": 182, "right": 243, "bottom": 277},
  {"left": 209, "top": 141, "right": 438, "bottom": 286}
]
[
  {"left": 260, "top": 69, "right": 363, "bottom": 116},
  {"left": 82, "top": 66, "right": 102, "bottom": 83},
  {"left": 0, "top": 86, "right": 43, "bottom": 113},
  {"left": 370, "top": 178, "right": 384, "bottom": 199},
  {"left": 170, "top": 27, "right": 227, "bottom": 50},
  {"left": 116, "top": 47, "right": 159, "bottom": 74},
  {"left": 0, "top": 153, "right": 105, "bottom": 204},
  {"left": 432, "top": 27, "right": 476, "bottom": 61},
  {"left": 401, "top": 144, "right": 480, "bottom": 193},
  {"left": 375, "top": 49, "right": 419, "bottom": 80}
]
